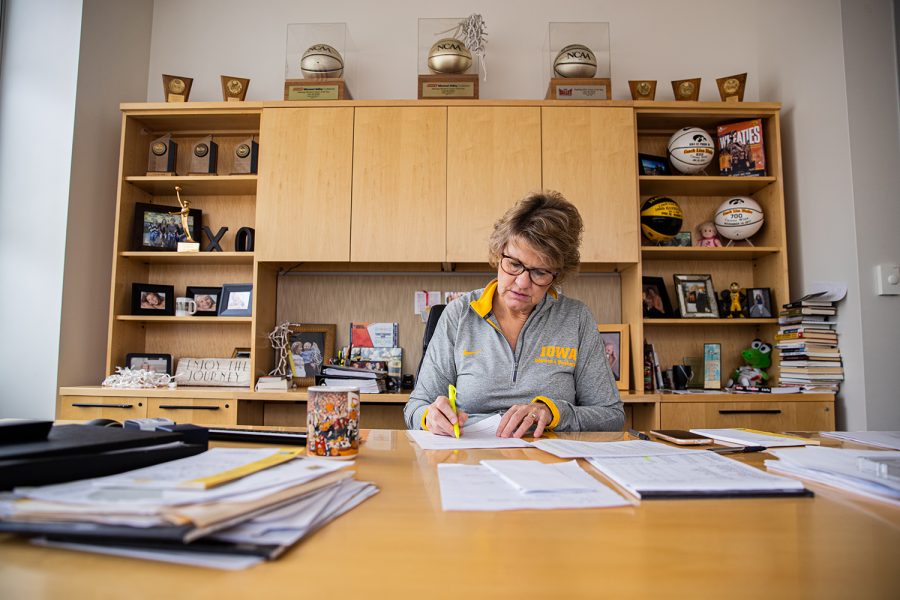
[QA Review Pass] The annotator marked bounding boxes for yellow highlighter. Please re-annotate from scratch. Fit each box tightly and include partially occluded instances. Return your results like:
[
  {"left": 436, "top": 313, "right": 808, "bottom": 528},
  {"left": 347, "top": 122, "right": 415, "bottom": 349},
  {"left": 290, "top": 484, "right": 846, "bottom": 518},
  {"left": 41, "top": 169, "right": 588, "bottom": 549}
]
[{"left": 448, "top": 384, "right": 461, "bottom": 439}]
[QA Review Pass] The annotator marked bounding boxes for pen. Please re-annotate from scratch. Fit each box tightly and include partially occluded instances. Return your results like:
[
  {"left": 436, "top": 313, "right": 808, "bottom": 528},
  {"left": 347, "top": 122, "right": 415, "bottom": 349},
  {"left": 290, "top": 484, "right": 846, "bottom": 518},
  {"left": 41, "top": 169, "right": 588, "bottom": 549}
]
[
  {"left": 707, "top": 445, "right": 768, "bottom": 454},
  {"left": 448, "top": 384, "right": 460, "bottom": 439},
  {"left": 628, "top": 428, "right": 650, "bottom": 441}
]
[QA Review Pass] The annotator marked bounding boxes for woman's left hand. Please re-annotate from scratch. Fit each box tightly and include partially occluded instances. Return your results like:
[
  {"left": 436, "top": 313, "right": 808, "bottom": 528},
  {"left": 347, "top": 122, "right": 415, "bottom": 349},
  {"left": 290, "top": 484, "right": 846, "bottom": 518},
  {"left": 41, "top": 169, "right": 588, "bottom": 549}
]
[{"left": 496, "top": 403, "right": 551, "bottom": 439}]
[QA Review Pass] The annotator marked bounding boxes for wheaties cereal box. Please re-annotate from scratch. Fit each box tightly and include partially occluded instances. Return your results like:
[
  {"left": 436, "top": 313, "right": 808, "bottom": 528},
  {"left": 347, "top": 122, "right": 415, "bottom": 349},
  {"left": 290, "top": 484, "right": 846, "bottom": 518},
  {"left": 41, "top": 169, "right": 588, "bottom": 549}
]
[{"left": 717, "top": 119, "right": 767, "bottom": 176}]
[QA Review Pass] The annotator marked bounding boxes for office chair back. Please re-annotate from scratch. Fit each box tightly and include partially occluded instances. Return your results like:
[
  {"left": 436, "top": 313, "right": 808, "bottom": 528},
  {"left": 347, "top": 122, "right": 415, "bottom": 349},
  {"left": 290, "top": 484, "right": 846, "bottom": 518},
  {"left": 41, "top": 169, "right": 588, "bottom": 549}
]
[{"left": 416, "top": 304, "right": 446, "bottom": 380}]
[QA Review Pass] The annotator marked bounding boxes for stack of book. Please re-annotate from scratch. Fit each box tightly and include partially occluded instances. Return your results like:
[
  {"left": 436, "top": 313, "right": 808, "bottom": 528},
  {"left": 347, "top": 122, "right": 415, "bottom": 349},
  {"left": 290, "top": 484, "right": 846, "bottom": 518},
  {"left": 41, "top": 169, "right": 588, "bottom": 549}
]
[
  {"left": 319, "top": 364, "right": 387, "bottom": 394},
  {"left": 776, "top": 297, "right": 842, "bottom": 393}
]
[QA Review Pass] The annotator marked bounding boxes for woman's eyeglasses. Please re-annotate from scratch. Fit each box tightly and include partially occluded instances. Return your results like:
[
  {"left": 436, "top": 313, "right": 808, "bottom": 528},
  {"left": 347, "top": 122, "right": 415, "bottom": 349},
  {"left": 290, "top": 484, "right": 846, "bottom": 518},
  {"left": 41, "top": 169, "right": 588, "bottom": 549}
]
[{"left": 500, "top": 254, "right": 557, "bottom": 286}]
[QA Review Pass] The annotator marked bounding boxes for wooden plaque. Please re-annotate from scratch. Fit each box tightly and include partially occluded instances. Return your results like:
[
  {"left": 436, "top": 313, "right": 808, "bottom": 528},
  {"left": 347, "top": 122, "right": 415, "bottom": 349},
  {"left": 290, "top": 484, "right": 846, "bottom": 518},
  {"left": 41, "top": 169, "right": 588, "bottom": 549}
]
[
  {"left": 671, "top": 78, "right": 701, "bottom": 101},
  {"left": 284, "top": 78, "right": 351, "bottom": 101},
  {"left": 418, "top": 74, "right": 479, "bottom": 99},
  {"left": 147, "top": 134, "right": 177, "bottom": 175},
  {"left": 162, "top": 74, "right": 193, "bottom": 102},
  {"left": 231, "top": 137, "right": 259, "bottom": 174},
  {"left": 628, "top": 80, "right": 657, "bottom": 101},
  {"left": 221, "top": 75, "right": 250, "bottom": 102},
  {"left": 189, "top": 135, "right": 218, "bottom": 175},
  {"left": 716, "top": 73, "right": 747, "bottom": 102},
  {"left": 545, "top": 78, "right": 611, "bottom": 100}
]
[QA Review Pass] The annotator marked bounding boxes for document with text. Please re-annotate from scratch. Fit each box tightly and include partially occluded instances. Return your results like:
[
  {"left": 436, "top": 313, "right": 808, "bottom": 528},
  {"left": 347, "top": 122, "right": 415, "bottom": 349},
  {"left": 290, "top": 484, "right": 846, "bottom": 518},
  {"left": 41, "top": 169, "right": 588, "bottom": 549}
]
[
  {"left": 407, "top": 414, "right": 532, "bottom": 450},
  {"left": 532, "top": 439, "right": 693, "bottom": 459}
]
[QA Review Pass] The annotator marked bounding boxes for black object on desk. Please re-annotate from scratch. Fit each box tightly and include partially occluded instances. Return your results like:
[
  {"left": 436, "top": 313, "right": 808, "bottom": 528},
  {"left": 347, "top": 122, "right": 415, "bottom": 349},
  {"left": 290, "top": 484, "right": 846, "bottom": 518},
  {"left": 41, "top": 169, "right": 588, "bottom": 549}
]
[
  {"left": 0, "top": 420, "right": 53, "bottom": 444},
  {"left": 707, "top": 445, "right": 768, "bottom": 454},
  {"left": 208, "top": 427, "right": 307, "bottom": 446}
]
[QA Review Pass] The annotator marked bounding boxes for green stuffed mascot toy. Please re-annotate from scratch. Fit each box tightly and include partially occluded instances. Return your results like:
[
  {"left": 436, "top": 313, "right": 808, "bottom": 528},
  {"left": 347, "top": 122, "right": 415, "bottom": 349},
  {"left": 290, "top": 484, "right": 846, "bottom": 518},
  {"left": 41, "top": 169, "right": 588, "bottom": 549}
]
[{"left": 727, "top": 339, "right": 772, "bottom": 388}]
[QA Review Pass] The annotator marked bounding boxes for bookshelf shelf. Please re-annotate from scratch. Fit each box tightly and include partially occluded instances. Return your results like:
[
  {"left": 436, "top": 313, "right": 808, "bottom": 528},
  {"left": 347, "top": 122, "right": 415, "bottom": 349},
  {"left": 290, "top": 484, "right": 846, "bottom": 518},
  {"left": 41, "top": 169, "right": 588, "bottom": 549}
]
[
  {"left": 120, "top": 251, "right": 254, "bottom": 265},
  {"left": 639, "top": 175, "right": 776, "bottom": 197},
  {"left": 641, "top": 246, "right": 781, "bottom": 260},
  {"left": 644, "top": 318, "right": 779, "bottom": 326},
  {"left": 125, "top": 175, "right": 257, "bottom": 196},
  {"left": 115, "top": 315, "right": 253, "bottom": 324}
]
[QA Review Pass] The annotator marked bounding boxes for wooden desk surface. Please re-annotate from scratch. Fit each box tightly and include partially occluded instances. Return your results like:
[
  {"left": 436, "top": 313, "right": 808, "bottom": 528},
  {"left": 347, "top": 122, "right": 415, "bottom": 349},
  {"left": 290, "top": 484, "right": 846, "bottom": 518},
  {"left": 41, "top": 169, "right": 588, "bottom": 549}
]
[{"left": 1, "top": 431, "right": 898, "bottom": 598}]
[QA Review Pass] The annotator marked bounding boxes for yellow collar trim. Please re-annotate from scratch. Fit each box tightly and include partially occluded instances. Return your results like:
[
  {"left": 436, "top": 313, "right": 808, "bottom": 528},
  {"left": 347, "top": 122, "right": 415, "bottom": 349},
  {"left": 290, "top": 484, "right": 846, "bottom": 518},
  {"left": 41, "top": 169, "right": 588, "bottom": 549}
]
[{"left": 469, "top": 279, "right": 558, "bottom": 319}]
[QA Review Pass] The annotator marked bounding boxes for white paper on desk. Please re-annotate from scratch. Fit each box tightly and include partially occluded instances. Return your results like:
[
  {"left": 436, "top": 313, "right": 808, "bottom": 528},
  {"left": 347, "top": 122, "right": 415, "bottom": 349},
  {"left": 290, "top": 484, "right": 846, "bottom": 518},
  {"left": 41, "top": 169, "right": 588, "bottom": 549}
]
[
  {"left": 481, "top": 460, "right": 600, "bottom": 493},
  {"left": 532, "top": 439, "right": 693, "bottom": 459},
  {"left": 820, "top": 431, "right": 900, "bottom": 450},
  {"left": 31, "top": 538, "right": 263, "bottom": 571},
  {"left": 690, "top": 429, "right": 809, "bottom": 448},
  {"left": 408, "top": 414, "right": 532, "bottom": 450},
  {"left": 438, "top": 463, "right": 629, "bottom": 511},
  {"left": 587, "top": 452, "right": 805, "bottom": 498},
  {"left": 765, "top": 447, "right": 900, "bottom": 501}
]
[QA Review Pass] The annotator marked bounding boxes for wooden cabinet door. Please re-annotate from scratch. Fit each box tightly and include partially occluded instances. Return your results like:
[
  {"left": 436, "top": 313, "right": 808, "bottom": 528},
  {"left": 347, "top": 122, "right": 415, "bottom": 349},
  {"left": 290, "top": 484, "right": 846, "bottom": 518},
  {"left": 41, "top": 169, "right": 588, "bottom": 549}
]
[
  {"left": 148, "top": 398, "right": 237, "bottom": 426},
  {"left": 660, "top": 401, "right": 835, "bottom": 431},
  {"left": 58, "top": 396, "right": 148, "bottom": 420},
  {"left": 351, "top": 107, "right": 446, "bottom": 262},
  {"left": 447, "top": 107, "right": 542, "bottom": 262},
  {"left": 256, "top": 107, "right": 354, "bottom": 261},
  {"left": 542, "top": 107, "right": 639, "bottom": 263}
]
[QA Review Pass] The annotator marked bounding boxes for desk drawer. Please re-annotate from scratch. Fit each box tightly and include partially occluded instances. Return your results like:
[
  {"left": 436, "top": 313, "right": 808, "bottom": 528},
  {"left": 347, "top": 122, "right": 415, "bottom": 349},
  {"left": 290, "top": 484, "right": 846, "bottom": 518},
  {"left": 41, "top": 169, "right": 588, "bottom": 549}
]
[
  {"left": 58, "top": 396, "right": 147, "bottom": 420},
  {"left": 147, "top": 398, "right": 236, "bottom": 426},
  {"left": 660, "top": 401, "right": 834, "bottom": 430}
]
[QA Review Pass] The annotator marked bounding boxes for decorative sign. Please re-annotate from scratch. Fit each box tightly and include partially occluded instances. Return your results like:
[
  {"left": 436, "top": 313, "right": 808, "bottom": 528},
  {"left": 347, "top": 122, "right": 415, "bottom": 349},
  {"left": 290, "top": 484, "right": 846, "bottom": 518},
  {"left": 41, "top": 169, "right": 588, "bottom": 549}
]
[{"left": 175, "top": 358, "right": 251, "bottom": 387}]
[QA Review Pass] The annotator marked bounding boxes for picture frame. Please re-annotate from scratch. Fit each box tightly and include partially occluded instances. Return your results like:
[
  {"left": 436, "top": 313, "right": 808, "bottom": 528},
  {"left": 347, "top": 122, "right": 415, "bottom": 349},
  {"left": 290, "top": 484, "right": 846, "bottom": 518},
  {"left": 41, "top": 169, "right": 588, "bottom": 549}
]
[
  {"left": 745, "top": 287, "right": 773, "bottom": 318},
  {"left": 125, "top": 353, "right": 173, "bottom": 375},
  {"left": 597, "top": 324, "right": 630, "bottom": 391},
  {"left": 673, "top": 274, "right": 720, "bottom": 318},
  {"left": 132, "top": 202, "right": 202, "bottom": 252},
  {"left": 218, "top": 283, "right": 253, "bottom": 316},
  {"left": 641, "top": 276, "right": 674, "bottom": 318},
  {"left": 130, "top": 282, "right": 175, "bottom": 316},
  {"left": 657, "top": 232, "right": 692, "bottom": 247},
  {"left": 186, "top": 286, "right": 221, "bottom": 317},
  {"left": 287, "top": 324, "right": 337, "bottom": 387},
  {"left": 638, "top": 153, "right": 670, "bottom": 176}
]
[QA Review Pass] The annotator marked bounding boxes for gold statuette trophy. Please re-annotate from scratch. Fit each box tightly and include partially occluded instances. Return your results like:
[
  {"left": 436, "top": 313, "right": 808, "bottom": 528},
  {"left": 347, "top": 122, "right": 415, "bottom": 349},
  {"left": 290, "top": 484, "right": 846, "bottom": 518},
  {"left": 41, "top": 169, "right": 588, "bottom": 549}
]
[
  {"left": 162, "top": 75, "right": 193, "bottom": 102},
  {"left": 628, "top": 80, "right": 657, "bottom": 101},
  {"left": 716, "top": 73, "right": 747, "bottom": 102},
  {"left": 672, "top": 77, "right": 701, "bottom": 101},
  {"left": 221, "top": 76, "right": 250, "bottom": 102},
  {"left": 172, "top": 186, "right": 199, "bottom": 252}
]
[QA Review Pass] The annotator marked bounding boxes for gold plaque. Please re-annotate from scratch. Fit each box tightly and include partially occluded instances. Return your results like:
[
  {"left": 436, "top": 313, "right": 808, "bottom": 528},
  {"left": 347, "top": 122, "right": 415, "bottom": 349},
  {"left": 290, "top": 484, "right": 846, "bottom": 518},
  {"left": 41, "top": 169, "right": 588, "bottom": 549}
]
[
  {"left": 147, "top": 133, "right": 177, "bottom": 175},
  {"left": 716, "top": 73, "right": 747, "bottom": 102},
  {"left": 671, "top": 77, "right": 701, "bottom": 101},
  {"left": 220, "top": 75, "right": 250, "bottom": 102},
  {"left": 189, "top": 135, "right": 218, "bottom": 175},
  {"left": 283, "top": 78, "right": 351, "bottom": 101},
  {"left": 231, "top": 137, "right": 258, "bottom": 174},
  {"left": 417, "top": 74, "right": 479, "bottom": 100},
  {"left": 628, "top": 80, "right": 657, "bottom": 101},
  {"left": 162, "top": 74, "right": 193, "bottom": 102}
]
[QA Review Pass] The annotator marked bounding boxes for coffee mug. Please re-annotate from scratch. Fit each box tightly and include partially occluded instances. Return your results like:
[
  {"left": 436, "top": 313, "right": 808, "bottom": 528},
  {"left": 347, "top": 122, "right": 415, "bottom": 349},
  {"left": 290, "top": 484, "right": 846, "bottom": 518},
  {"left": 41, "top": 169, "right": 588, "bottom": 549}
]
[
  {"left": 307, "top": 386, "right": 360, "bottom": 459},
  {"left": 673, "top": 364, "right": 693, "bottom": 390},
  {"left": 175, "top": 297, "right": 197, "bottom": 317}
]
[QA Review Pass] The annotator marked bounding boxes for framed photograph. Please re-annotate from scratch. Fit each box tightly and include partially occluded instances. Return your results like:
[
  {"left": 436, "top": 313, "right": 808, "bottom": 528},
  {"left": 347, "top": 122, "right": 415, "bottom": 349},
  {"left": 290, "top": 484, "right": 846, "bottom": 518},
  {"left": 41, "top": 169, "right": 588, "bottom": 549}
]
[
  {"left": 125, "top": 353, "right": 173, "bottom": 375},
  {"left": 186, "top": 286, "right": 221, "bottom": 317},
  {"left": 641, "top": 276, "right": 674, "bottom": 318},
  {"left": 745, "top": 287, "right": 773, "bottom": 318},
  {"left": 597, "top": 324, "right": 630, "bottom": 391},
  {"left": 673, "top": 274, "right": 720, "bottom": 318},
  {"left": 231, "top": 347, "right": 251, "bottom": 359},
  {"left": 130, "top": 282, "right": 175, "bottom": 316},
  {"left": 638, "top": 153, "right": 670, "bottom": 176},
  {"left": 218, "top": 283, "right": 253, "bottom": 316},
  {"left": 657, "top": 232, "right": 692, "bottom": 247},
  {"left": 132, "top": 202, "right": 202, "bottom": 252},
  {"left": 287, "top": 324, "right": 337, "bottom": 387}
]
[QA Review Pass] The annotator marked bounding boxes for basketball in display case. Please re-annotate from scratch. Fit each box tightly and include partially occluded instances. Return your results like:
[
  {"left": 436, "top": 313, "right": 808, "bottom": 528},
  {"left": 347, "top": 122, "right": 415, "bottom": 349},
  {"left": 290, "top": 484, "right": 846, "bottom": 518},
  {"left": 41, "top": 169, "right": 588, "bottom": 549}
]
[
  {"left": 427, "top": 38, "right": 472, "bottom": 74},
  {"left": 667, "top": 126, "right": 715, "bottom": 174},
  {"left": 552, "top": 44, "right": 597, "bottom": 78},
  {"left": 300, "top": 44, "right": 344, "bottom": 79}
]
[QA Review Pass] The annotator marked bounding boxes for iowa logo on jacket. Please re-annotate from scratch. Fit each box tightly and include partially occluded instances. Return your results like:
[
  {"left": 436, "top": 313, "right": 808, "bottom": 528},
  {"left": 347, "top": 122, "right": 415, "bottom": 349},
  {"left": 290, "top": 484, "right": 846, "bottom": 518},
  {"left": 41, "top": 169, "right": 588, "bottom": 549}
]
[{"left": 535, "top": 345, "right": 577, "bottom": 367}]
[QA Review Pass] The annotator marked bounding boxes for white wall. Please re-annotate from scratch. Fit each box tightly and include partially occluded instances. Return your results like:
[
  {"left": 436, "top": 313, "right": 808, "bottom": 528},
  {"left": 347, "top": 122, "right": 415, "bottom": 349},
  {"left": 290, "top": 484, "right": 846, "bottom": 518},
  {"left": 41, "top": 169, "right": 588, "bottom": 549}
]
[{"left": 0, "top": 0, "right": 83, "bottom": 418}]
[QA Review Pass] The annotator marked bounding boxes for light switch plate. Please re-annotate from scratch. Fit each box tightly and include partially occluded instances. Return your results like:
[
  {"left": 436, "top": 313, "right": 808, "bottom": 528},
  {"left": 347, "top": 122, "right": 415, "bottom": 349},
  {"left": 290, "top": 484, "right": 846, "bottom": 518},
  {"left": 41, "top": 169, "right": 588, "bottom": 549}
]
[{"left": 875, "top": 264, "right": 900, "bottom": 295}]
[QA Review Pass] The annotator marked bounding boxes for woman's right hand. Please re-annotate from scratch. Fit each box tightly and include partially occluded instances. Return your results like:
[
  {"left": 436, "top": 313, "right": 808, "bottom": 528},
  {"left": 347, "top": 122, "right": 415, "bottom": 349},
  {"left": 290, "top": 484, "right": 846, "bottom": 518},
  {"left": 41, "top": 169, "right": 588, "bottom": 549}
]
[{"left": 425, "top": 395, "right": 468, "bottom": 436}]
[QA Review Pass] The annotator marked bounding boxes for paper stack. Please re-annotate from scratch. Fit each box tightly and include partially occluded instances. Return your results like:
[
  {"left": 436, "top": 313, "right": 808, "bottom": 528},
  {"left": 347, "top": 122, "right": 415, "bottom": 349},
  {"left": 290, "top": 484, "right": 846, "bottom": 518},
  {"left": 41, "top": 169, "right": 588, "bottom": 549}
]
[
  {"left": 0, "top": 448, "right": 377, "bottom": 569},
  {"left": 321, "top": 364, "right": 387, "bottom": 393},
  {"left": 776, "top": 296, "right": 842, "bottom": 393}
]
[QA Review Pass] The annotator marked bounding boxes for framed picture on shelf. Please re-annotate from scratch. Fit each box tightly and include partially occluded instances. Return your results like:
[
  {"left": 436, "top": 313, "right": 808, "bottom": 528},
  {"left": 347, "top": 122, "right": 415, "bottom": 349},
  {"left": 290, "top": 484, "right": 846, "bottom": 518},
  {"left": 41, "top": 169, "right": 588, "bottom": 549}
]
[
  {"left": 130, "top": 282, "right": 175, "bottom": 316},
  {"left": 287, "top": 324, "right": 337, "bottom": 387},
  {"left": 673, "top": 274, "right": 720, "bottom": 318},
  {"left": 637, "top": 153, "right": 670, "bottom": 176},
  {"left": 745, "top": 287, "right": 773, "bottom": 318},
  {"left": 186, "top": 286, "right": 221, "bottom": 317},
  {"left": 218, "top": 283, "right": 253, "bottom": 316},
  {"left": 125, "top": 353, "right": 173, "bottom": 375},
  {"left": 131, "top": 202, "right": 202, "bottom": 252},
  {"left": 641, "top": 276, "right": 674, "bottom": 318},
  {"left": 597, "top": 324, "right": 630, "bottom": 391}
]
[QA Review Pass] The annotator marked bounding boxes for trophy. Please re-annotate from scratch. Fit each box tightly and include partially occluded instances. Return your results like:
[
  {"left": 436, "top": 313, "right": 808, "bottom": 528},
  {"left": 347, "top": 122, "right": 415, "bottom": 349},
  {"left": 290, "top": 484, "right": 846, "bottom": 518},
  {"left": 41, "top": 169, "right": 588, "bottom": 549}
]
[
  {"left": 716, "top": 73, "right": 747, "bottom": 102},
  {"left": 162, "top": 74, "right": 193, "bottom": 102},
  {"left": 672, "top": 78, "right": 701, "bottom": 101},
  {"left": 172, "top": 186, "right": 199, "bottom": 252},
  {"left": 417, "top": 17, "right": 485, "bottom": 100},
  {"left": 221, "top": 76, "right": 250, "bottom": 102},
  {"left": 189, "top": 136, "right": 218, "bottom": 175},
  {"left": 545, "top": 22, "right": 611, "bottom": 100},
  {"left": 231, "top": 137, "right": 259, "bottom": 174},
  {"left": 284, "top": 24, "right": 352, "bottom": 100},
  {"left": 147, "top": 134, "right": 177, "bottom": 175},
  {"left": 629, "top": 80, "right": 657, "bottom": 101}
]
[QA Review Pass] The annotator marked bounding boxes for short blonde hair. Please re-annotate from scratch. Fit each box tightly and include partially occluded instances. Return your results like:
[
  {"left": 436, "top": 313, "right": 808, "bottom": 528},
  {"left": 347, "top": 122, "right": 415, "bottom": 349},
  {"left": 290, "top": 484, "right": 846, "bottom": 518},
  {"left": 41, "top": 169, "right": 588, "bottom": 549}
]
[{"left": 487, "top": 191, "right": 584, "bottom": 283}]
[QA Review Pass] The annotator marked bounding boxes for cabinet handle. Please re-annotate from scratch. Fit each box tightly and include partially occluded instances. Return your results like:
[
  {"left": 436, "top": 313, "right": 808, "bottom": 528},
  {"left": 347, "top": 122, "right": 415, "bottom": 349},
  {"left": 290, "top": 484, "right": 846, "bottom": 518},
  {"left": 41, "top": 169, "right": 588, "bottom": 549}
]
[
  {"left": 157, "top": 404, "right": 220, "bottom": 411},
  {"left": 72, "top": 403, "right": 133, "bottom": 409},
  {"left": 718, "top": 409, "right": 783, "bottom": 415}
]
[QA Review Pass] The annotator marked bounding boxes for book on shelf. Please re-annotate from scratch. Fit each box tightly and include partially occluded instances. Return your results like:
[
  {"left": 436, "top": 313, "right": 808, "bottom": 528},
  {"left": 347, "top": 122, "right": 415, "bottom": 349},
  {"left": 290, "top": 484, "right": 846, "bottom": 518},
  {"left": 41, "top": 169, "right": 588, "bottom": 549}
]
[
  {"left": 778, "top": 316, "right": 837, "bottom": 326},
  {"left": 782, "top": 300, "right": 836, "bottom": 309},
  {"left": 255, "top": 377, "right": 289, "bottom": 391},
  {"left": 717, "top": 119, "right": 767, "bottom": 177},
  {"left": 780, "top": 307, "right": 837, "bottom": 316},
  {"left": 730, "top": 385, "right": 802, "bottom": 394},
  {"left": 350, "top": 346, "right": 402, "bottom": 392},
  {"left": 349, "top": 322, "right": 399, "bottom": 348},
  {"left": 780, "top": 366, "right": 844, "bottom": 374}
]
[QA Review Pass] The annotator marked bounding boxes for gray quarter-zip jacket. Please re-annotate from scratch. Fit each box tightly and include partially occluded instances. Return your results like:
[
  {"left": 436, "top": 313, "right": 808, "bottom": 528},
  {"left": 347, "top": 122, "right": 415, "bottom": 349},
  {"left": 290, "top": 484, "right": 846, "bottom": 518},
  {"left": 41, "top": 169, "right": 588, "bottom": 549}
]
[{"left": 404, "top": 280, "right": 624, "bottom": 432}]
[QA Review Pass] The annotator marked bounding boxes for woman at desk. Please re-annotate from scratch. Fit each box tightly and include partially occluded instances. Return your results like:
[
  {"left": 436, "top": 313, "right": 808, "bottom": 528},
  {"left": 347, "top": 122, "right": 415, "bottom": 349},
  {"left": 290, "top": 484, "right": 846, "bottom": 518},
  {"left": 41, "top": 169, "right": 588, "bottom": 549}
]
[{"left": 404, "top": 191, "right": 624, "bottom": 439}]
